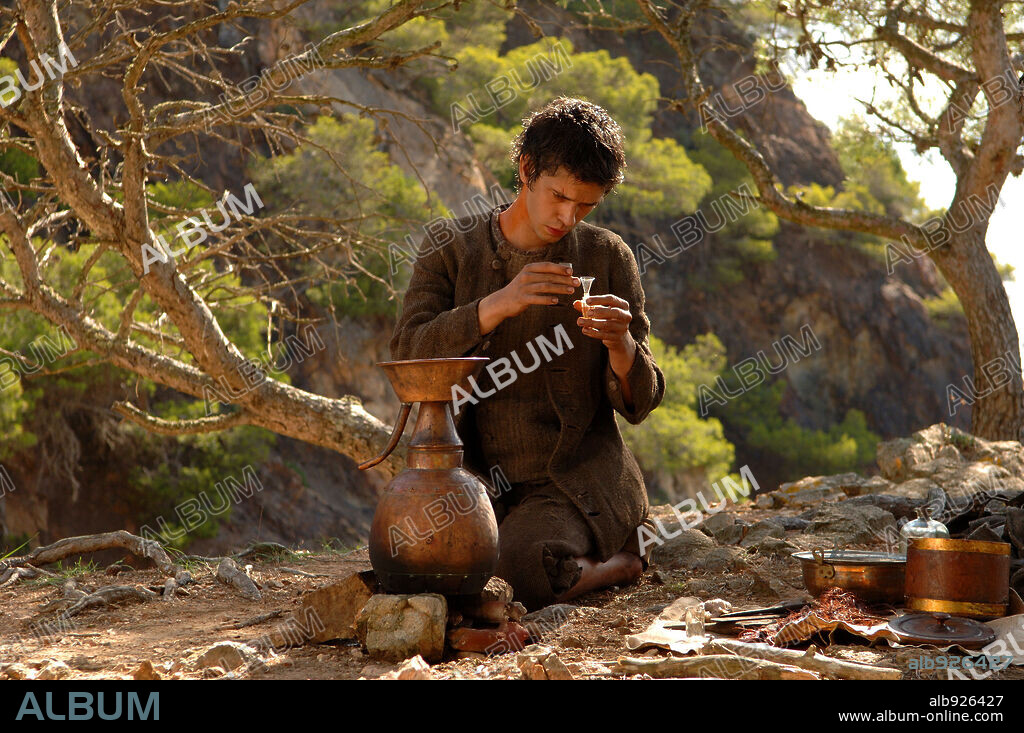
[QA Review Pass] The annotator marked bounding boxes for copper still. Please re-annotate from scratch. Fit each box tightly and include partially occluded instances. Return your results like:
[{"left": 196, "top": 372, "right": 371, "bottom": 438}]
[{"left": 358, "top": 357, "right": 499, "bottom": 596}]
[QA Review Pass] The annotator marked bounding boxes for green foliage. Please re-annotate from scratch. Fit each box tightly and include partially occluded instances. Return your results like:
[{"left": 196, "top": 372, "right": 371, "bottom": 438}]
[
  {"left": 27, "top": 558, "right": 99, "bottom": 587},
  {"left": 148, "top": 180, "right": 214, "bottom": 212},
  {"left": 685, "top": 131, "right": 779, "bottom": 288},
  {"left": 125, "top": 401, "right": 275, "bottom": 549},
  {"left": 618, "top": 334, "right": 735, "bottom": 481},
  {"left": 713, "top": 376, "right": 880, "bottom": 479},
  {"left": 557, "top": 0, "right": 647, "bottom": 24},
  {"left": 249, "top": 114, "right": 448, "bottom": 317},
  {"left": 832, "top": 116, "right": 926, "bottom": 221},
  {"left": 922, "top": 288, "right": 965, "bottom": 329},
  {"left": 778, "top": 118, "right": 931, "bottom": 262},
  {"left": 423, "top": 36, "right": 711, "bottom": 221},
  {"left": 1, "top": 229, "right": 279, "bottom": 543},
  {"left": 299, "top": 1, "right": 510, "bottom": 69}
]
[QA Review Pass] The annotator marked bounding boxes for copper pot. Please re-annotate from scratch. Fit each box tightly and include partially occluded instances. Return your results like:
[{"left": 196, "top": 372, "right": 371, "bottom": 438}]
[
  {"left": 359, "top": 358, "right": 499, "bottom": 596},
  {"left": 905, "top": 537, "right": 1011, "bottom": 619},
  {"left": 793, "top": 549, "right": 906, "bottom": 604}
]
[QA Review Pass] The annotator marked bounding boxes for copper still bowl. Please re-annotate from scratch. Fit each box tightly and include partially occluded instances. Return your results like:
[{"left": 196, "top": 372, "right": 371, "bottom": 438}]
[
  {"left": 905, "top": 537, "right": 1011, "bottom": 619},
  {"left": 793, "top": 549, "right": 906, "bottom": 604}
]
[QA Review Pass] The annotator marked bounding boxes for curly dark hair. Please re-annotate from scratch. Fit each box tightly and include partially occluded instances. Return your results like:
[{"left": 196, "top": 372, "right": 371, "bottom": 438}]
[{"left": 508, "top": 97, "right": 626, "bottom": 196}]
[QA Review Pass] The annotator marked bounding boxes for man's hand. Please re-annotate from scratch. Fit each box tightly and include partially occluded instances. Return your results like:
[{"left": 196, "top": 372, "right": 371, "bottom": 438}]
[
  {"left": 479, "top": 262, "right": 579, "bottom": 334},
  {"left": 573, "top": 294, "right": 635, "bottom": 356},
  {"left": 574, "top": 294, "right": 637, "bottom": 408}
]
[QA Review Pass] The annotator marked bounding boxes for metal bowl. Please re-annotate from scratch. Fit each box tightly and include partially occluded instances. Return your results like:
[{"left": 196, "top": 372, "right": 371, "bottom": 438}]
[{"left": 792, "top": 549, "right": 907, "bottom": 604}]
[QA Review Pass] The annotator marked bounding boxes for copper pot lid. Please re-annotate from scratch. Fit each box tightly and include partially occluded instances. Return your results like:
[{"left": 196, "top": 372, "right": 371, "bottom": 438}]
[
  {"left": 793, "top": 550, "right": 906, "bottom": 565},
  {"left": 888, "top": 612, "right": 996, "bottom": 649}
]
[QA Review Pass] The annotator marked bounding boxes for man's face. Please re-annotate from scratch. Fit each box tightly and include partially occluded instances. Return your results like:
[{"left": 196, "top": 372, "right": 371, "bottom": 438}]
[{"left": 519, "top": 158, "right": 607, "bottom": 242}]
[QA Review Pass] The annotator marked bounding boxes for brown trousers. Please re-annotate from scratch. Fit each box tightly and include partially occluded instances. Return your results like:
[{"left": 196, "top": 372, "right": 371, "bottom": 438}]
[{"left": 493, "top": 478, "right": 653, "bottom": 611}]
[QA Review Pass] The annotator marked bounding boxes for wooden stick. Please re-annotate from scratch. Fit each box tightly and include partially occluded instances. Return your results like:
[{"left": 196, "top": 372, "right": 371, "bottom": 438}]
[
  {"left": 277, "top": 567, "right": 328, "bottom": 578},
  {"left": 226, "top": 609, "right": 285, "bottom": 630},
  {"left": 703, "top": 638, "right": 902, "bottom": 680},
  {"left": 612, "top": 654, "right": 821, "bottom": 679}
]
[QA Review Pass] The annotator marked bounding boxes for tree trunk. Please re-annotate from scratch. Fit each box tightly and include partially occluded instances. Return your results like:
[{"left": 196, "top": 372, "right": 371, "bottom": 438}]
[{"left": 931, "top": 229, "right": 1024, "bottom": 441}]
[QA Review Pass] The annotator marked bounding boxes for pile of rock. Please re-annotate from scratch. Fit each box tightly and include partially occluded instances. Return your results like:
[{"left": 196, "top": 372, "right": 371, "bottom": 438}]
[
  {"left": 273, "top": 572, "right": 545, "bottom": 676},
  {"left": 743, "top": 423, "right": 1023, "bottom": 593},
  {"left": 757, "top": 423, "right": 1024, "bottom": 509},
  {"left": 645, "top": 424, "right": 1024, "bottom": 600}
]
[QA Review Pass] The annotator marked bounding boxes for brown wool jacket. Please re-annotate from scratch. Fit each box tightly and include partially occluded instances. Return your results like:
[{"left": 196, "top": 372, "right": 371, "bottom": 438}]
[{"left": 389, "top": 205, "right": 666, "bottom": 561}]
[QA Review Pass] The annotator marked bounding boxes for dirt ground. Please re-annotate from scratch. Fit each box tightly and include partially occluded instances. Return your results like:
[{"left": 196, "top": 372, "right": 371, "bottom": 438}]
[{"left": 1, "top": 502, "right": 1022, "bottom": 680}]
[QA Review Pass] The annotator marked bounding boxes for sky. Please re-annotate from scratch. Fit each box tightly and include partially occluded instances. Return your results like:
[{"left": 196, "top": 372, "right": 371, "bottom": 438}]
[{"left": 791, "top": 69, "right": 1024, "bottom": 359}]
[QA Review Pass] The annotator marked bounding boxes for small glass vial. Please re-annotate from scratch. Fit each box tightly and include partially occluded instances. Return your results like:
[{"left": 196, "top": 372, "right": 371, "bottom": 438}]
[
  {"left": 579, "top": 276, "right": 595, "bottom": 317},
  {"left": 684, "top": 605, "right": 705, "bottom": 638},
  {"left": 899, "top": 506, "right": 950, "bottom": 553}
]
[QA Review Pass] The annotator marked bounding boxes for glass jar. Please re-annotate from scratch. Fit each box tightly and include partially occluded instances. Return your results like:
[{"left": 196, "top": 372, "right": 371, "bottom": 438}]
[{"left": 899, "top": 506, "right": 950, "bottom": 553}]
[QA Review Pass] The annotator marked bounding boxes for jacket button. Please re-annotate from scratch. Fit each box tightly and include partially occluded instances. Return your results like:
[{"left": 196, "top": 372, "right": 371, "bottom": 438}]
[
  {"left": 491, "top": 259, "right": 502, "bottom": 270},
  {"left": 608, "top": 379, "right": 619, "bottom": 390},
  {"left": 482, "top": 340, "right": 491, "bottom": 350}
]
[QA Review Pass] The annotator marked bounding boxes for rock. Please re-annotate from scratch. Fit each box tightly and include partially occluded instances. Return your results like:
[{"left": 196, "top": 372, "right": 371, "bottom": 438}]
[
  {"left": 739, "top": 519, "right": 785, "bottom": 548},
  {"left": 294, "top": 570, "right": 379, "bottom": 643},
  {"left": 806, "top": 503, "right": 897, "bottom": 545},
  {"left": 558, "top": 634, "right": 586, "bottom": 649},
  {"left": 889, "top": 478, "right": 941, "bottom": 500},
  {"left": 355, "top": 593, "right": 447, "bottom": 664},
  {"left": 516, "top": 644, "right": 574, "bottom": 680},
  {"left": 859, "top": 476, "right": 897, "bottom": 494},
  {"left": 776, "top": 516, "right": 810, "bottom": 531},
  {"left": 937, "top": 444, "right": 963, "bottom": 462},
  {"left": 521, "top": 603, "right": 577, "bottom": 640},
  {"left": 358, "top": 662, "right": 394, "bottom": 679},
  {"left": 132, "top": 661, "right": 162, "bottom": 681},
  {"left": 701, "top": 598, "right": 733, "bottom": 617},
  {"left": 67, "top": 655, "right": 103, "bottom": 671},
  {"left": 726, "top": 575, "right": 753, "bottom": 593},
  {"left": 1006, "top": 508, "right": 1024, "bottom": 553},
  {"left": 771, "top": 473, "right": 871, "bottom": 505},
  {"left": 452, "top": 576, "right": 523, "bottom": 624},
  {"left": 196, "top": 641, "right": 261, "bottom": 672},
  {"left": 2, "top": 663, "right": 33, "bottom": 680},
  {"left": 36, "top": 661, "right": 70, "bottom": 680},
  {"left": 568, "top": 661, "right": 612, "bottom": 676},
  {"left": 878, "top": 424, "right": 1024, "bottom": 499},
  {"left": 877, "top": 437, "right": 914, "bottom": 482},
  {"left": 699, "top": 547, "right": 746, "bottom": 572},
  {"left": 967, "top": 523, "right": 1005, "bottom": 543},
  {"left": 755, "top": 493, "right": 777, "bottom": 509},
  {"left": 744, "top": 536, "right": 798, "bottom": 557},
  {"left": 478, "top": 576, "right": 514, "bottom": 604},
  {"left": 700, "top": 513, "right": 747, "bottom": 545},
  {"left": 845, "top": 493, "right": 927, "bottom": 521},
  {"left": 650, "top": 528, "right": 716, "bottom": 570},
  {"left": 379, "top": 655, "right": 435, "bottom": 680}
]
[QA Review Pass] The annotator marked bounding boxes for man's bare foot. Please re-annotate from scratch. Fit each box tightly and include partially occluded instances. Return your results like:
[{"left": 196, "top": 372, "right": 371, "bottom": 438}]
[{"left": 553, "top": 551, "right": 643, "bottom": 603}]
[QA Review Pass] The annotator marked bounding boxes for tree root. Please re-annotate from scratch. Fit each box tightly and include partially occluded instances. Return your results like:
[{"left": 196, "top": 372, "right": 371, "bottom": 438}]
[
  {"left": 0, "top": 566, "right": 56, "bottom": 588},
  {"left": 0, "top": 530, "right": 183, "bottom": 577},
  {"left": 217, "top": 558, "right": 261, "bottom": 601}
]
